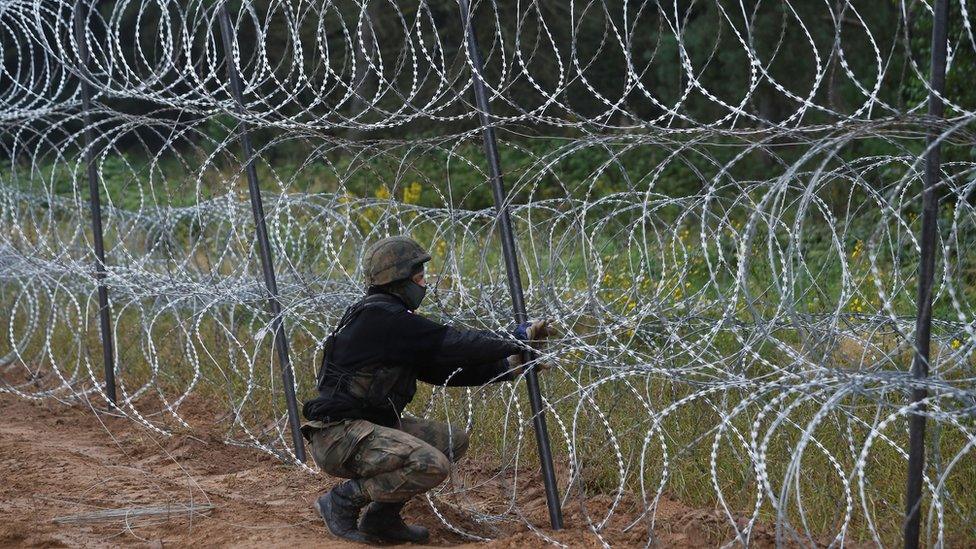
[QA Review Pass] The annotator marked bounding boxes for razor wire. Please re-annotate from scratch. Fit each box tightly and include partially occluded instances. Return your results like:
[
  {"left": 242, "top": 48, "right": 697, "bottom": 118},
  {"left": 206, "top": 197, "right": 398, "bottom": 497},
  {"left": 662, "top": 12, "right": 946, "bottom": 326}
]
[{"left": 1, "top": 0, "right": 975, "bottom": 546}]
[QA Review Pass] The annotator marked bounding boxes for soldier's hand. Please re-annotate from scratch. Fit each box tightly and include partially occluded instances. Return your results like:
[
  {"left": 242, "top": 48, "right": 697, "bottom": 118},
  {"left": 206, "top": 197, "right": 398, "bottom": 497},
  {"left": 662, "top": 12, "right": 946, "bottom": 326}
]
[
  {"left": 515, "top": 319, "right": 556, "bottom": 343},
  {"left": 507, "top": 352, "right": 553, "bottom": 376},
  {"left": 511, "top": 319, "right": 555, "bottom": 376}
]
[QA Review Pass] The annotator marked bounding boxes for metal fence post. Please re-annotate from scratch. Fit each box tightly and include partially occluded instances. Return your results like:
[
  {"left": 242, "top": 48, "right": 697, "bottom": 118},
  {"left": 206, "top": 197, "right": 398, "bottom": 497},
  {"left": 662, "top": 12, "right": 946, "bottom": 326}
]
[
  {"left": 217, "top": 3, "right": 306, "bottom": 463},
  {"left": 905, "top": 0, "right": 949, "bottom": 547},
  {"left": 73, "top": 0, "right": 117, "bottom": 405},
  {"left": 455, "top": 0, "right": 563, "bottom": 530}
]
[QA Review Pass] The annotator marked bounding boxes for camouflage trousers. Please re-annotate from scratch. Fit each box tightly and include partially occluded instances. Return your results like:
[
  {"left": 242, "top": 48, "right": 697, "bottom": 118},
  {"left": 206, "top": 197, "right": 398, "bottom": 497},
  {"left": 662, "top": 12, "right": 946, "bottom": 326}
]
[{"left": 307, "top": 417, "right": 469, "bottom": 503}]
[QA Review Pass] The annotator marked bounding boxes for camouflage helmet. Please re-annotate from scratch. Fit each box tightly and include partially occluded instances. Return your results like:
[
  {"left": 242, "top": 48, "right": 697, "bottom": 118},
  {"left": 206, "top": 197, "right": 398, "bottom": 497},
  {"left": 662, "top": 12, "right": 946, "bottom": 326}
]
[{"left": 362, "top": 236, "right": 431, "bottom": 286}]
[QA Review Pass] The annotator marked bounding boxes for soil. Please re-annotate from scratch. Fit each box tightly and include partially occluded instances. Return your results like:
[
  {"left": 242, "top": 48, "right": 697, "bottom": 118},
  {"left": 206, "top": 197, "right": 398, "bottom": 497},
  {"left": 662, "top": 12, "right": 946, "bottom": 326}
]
[{"left": 0, "top": 393, "right": 775, "bottom": 548}]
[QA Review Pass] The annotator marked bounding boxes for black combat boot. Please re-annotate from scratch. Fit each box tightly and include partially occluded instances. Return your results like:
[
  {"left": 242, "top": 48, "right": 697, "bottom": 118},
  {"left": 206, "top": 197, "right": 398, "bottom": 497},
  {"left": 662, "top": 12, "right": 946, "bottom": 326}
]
[
  {"left": 359, "top": 500, "right": 430, "bottom": 544},
  {"left": 314, "top": 479, "right": 372, "bottom": 543}
]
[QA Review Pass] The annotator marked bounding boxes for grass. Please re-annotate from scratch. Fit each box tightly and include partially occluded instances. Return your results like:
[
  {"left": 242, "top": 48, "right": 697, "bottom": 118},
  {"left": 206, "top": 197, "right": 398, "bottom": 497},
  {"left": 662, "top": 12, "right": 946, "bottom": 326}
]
[{"left": 2, "top": 134, "right": 976, "bottom": 544}]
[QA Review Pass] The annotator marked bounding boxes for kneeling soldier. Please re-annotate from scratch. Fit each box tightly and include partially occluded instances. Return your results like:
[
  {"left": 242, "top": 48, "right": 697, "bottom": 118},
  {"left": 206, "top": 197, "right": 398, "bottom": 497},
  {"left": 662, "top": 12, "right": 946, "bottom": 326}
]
[{"left": 302, "top": 236, "right": 552, "bottom": 543}]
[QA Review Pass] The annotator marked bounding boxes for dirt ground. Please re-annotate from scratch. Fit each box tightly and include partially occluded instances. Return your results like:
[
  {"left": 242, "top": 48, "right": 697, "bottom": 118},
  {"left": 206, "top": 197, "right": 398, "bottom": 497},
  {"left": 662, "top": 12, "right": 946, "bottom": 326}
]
[{"left": 0, "top": 393, "right": 772, "bottom": 548}]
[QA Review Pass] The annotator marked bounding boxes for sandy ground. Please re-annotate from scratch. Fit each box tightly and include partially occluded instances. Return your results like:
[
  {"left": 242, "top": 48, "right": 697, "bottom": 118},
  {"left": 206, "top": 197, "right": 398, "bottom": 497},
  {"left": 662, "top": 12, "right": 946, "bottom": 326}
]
[{"left": 0, "top": 393, "right": 772, "bottom": 548}]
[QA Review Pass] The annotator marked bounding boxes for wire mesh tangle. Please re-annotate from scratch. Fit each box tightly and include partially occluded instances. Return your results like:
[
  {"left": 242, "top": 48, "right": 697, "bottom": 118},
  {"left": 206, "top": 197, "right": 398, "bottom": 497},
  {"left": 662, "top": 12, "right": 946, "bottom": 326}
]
[{"left": 2, "top": 0, "right": 975, "bottom": 546}]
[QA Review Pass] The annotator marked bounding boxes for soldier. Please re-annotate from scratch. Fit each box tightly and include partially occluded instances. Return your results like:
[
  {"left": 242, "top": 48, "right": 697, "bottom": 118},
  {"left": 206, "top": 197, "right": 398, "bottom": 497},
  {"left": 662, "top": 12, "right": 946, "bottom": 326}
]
[{"left": 302, "top": 235, "right": 553, "bottom": 544}]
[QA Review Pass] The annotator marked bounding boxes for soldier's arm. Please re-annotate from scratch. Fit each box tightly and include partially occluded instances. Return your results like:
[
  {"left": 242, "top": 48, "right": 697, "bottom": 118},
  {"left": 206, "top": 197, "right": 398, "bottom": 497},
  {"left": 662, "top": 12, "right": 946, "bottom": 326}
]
[
  {"left": 391, "top": 311, "right": 523, "bottom": 386},
  {"left": 419, "top": 327, "right": 522, "bottom": 386}
]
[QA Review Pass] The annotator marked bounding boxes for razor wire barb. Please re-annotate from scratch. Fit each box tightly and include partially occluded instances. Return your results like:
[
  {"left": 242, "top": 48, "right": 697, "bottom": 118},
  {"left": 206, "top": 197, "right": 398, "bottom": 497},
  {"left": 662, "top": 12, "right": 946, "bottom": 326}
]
[{"left": 1, "top": 0, "right": 975, "bottom": 546}]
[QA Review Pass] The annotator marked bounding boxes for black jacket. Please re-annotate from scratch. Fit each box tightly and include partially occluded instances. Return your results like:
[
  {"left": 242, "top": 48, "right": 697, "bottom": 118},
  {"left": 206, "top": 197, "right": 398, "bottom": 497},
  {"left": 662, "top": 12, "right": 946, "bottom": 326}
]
[{"left": 302, "top": 288, "right": 524, "bottom": 427}]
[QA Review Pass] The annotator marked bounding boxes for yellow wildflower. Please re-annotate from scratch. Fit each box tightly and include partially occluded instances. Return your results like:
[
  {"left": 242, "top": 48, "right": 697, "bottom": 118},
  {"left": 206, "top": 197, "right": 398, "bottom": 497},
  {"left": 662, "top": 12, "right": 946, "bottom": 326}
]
[{"left": 403, "top": 181, "right": 422, "bottom": 204}]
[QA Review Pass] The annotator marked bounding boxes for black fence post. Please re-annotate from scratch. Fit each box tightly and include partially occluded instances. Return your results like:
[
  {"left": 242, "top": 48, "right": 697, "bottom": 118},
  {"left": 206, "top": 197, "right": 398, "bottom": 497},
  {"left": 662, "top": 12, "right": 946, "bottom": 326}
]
[
  {"left": 905, "top": 0, "right": 949, "bottom": 547},
  {"left": 455, "top": 0, "right": 563, "bottom": 530},
  {"left": 73, "top": 0, "right": 117, "bottom": 405},
  {"left": 216, "top": 3, "right": 306, "bottom": 463}
]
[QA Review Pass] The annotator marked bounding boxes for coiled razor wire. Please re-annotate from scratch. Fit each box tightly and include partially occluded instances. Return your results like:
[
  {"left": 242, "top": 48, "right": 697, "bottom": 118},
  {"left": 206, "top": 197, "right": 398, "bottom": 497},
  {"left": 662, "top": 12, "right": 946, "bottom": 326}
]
[{"left": 1, "top": 0, "right": 975, "bottom": 546}]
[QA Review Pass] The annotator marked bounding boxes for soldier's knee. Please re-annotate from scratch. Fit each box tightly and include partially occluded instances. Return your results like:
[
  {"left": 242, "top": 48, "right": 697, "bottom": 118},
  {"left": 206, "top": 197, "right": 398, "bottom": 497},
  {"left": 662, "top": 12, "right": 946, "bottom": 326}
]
[
  {"left": 448, "top": 428, "right": 469, "bottom": 461},
  {"left": 409, "top": 446, "right": 450, "bottom": 488}
]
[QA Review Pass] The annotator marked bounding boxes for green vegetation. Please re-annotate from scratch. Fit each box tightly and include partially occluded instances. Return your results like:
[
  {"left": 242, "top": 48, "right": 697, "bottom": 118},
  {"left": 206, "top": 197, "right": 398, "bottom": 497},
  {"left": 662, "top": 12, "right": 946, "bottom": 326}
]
[
  {"left": 3, "top": 1, "right": 976, "bottom": 543},
  {"left": 3, "top": 132, "right": 975, "bottom": 544}
]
